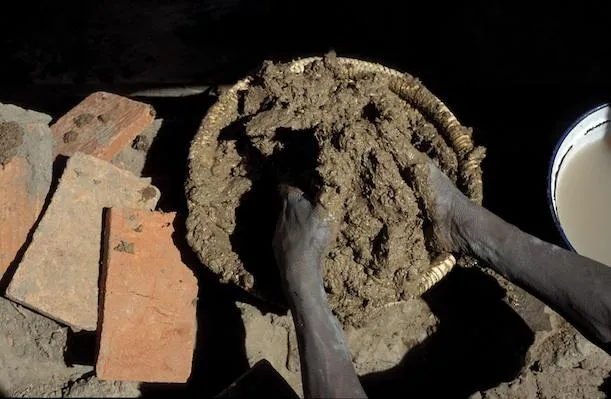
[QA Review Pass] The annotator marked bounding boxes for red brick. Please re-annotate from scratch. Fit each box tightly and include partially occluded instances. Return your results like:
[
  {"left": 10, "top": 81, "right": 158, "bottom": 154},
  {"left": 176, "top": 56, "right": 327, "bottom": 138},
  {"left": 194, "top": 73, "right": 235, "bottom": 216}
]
[
  {"left": 0, "top": 105, "right": 53, "bottom": 280},
  {"left": 96, "top": 209, "right": 197, "bottom": 383},
  {"left": 110, "top": 118, "right": 163, "bottom": 176},
  {"left": 51, "top": 92, "right": 155, "bottom": 161},
  {"left": 6, "top": 153, "right": 160, "bottom": 331}
]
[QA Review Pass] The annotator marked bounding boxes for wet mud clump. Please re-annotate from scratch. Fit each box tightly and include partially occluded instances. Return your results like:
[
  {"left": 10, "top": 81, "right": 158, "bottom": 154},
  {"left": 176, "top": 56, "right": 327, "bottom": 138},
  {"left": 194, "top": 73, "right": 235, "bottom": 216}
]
[
  {"left": 0, "top": 121, "right": 24, "bottom": 166},
  {"left": 186, "top": 54, "right": 484, "bottom": 326}
]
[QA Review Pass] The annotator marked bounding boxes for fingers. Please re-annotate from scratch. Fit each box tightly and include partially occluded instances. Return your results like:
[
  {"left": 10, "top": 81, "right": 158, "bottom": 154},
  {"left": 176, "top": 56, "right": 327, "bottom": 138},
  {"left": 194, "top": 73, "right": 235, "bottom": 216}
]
[
  {"left": 403, "top": 140, "right": 430, "bottom": 167},
  {"left": 277, "top": 185, "right": 314, "bottom": 228},
  {"left": 278, "top": 185, "right": 314, "bottom": 214},
  {"left": 412, "top": 162, "right": 431, "bottom": 191},
  {"left": 277, "top": 184, "right": 333, "bottom": 228},
  {"left": 408, "top": 162, "right": 433, "bottom": 207},
  {"left": 312, "top": 202, "right": 333, "bottom": 227},
  {"left": 398, "top": 141, "right": 437, "bottom": 206},
  {"left": 277, "top": 184, "right": 303, "bottom": 199},
  {"left": 274, "top": 185, "right": 334, "bottom": 263}
]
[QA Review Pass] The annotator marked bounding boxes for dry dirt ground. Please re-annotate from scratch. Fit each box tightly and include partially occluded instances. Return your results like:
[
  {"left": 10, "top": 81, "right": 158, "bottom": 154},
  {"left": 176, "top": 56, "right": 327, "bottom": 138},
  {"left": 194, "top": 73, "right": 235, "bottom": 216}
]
[
  {"left": 239, "top": 269, "right": 611, "bottom": 398},
  {"left": 0, "top": 296, "right": 139, "bottom": 397},
  {"left": 3, "top": 269, "right": 609, "bottom": 398}
]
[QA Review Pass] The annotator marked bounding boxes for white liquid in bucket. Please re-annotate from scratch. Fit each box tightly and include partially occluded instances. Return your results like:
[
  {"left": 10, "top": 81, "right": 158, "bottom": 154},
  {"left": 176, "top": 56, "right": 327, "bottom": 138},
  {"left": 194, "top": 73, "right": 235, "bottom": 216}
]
[{"left": 556, "top": 136, "right": 611, "bottom": 266}]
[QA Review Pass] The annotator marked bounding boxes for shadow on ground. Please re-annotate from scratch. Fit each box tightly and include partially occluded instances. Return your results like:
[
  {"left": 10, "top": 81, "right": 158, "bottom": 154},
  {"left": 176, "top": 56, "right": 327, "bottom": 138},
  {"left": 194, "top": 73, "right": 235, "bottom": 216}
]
[
  {"left": 361, "top": 267, "right": 534, "bottom": 398},
  {"left": 140, "top": 217, "right": 251, "bottom": 397},
  {"left": 601, "top": 375, "right": 611, "bottom": 397},
  {"left": 216, "top": 117, "right": 321, "bottom": 306},
  {"left": 133, "top": 95, "right": 254, "bottom": 397},
  {"left": 130, "top": 93, "right": 294, "bottom": 396}
]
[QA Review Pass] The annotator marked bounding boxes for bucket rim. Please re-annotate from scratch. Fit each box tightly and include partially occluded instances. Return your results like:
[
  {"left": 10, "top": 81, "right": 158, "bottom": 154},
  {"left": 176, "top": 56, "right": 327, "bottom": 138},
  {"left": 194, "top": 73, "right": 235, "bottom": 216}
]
[{"left": 546, "top": 102, "right": 610, "bottom": 250}]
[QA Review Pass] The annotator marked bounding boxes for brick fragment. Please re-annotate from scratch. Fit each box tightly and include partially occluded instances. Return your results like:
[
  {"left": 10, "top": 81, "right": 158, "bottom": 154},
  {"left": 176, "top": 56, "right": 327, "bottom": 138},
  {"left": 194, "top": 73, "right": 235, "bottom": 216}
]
[
  {"left": 0, "top": 105, "right": 53, "bottom": 280},
  {"left": 51, "top": 92, "right": 155, "bottom": 161},
  {"left": 6, "top": 153, "right": 160, "bottom": 331},
  {"left": 96, "top": 209, "right": 197, "bottom": 383},
  {"left": 0, "top": 103, "right": 53, "bottom": 126},
  {"left": 110, "top": 119, "right": 163, "bottom": 176}
]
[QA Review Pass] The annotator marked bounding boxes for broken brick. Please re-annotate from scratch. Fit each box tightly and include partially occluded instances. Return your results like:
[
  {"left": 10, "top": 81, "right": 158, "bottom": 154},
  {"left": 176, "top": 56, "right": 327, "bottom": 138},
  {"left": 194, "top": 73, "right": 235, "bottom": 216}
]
[
  {"left": 96, "top": 209, "right": 197, "bottom": 383},
  {"left": 0, "top": 105, "right": 53, "bottom": 280},
  {"left": 51, "top": 92, "right": 155, "bottom": 161},
  {"left": 110, "top": 118, "right": 163, "bottom": 176},
  {"left": 6, "top": 153, "right": 160, "bottom": 331},
  {"left": 0, "top": 103, "right": 53, "bottom": 126}
]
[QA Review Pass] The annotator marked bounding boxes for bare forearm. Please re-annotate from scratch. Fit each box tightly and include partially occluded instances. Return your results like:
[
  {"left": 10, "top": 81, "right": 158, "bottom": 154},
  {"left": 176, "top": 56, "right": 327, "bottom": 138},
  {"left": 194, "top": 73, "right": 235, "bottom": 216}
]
[
  {"left": 284, "top": 262, "right": 367, "bottom": 399},
  {"left": 273, "top": 186, "right": 366, "bottom": 398},
  {"left": 454, "top": 200, "right": 611, "bottom": 352}
]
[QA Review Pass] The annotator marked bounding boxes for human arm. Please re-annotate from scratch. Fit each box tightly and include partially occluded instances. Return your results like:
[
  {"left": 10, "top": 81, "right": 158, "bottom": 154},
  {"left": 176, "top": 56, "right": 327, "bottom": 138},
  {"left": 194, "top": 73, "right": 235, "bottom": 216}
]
[
  {"left": 418, "top": 162, "right": 611, "bottom": 353},
  {"left": 273, "top": 186, "right": 367, "bottom": 399}
]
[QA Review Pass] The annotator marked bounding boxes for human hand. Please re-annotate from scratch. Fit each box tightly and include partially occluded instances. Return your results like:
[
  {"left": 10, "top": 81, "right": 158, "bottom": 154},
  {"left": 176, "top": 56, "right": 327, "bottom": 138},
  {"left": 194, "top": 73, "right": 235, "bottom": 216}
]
[
  {"left": 273, "top": 185, "right": 334, "bottom": 286},
  {"left": 410, "top": 160, "right": 473, "bottom": 255}
]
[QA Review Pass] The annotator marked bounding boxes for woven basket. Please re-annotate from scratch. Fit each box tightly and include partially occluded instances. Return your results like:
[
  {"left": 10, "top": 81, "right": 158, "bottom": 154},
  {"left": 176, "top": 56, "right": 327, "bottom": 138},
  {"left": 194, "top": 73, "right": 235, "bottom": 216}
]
[{"left": 186, "top": 56, "right": 485, "bottom": 302}]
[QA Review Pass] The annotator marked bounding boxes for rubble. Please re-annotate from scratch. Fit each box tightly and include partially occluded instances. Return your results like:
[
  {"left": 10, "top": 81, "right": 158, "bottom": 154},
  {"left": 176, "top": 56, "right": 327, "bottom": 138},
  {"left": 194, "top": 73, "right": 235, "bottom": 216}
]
[{"left": 6, "top": 153, "right": 160, "bottom": 331}]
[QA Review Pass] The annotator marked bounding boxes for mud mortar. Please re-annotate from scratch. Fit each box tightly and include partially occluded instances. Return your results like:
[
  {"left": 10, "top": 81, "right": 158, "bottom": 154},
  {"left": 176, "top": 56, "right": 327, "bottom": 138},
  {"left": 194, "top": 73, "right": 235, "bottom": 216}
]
[{"left": 186, "top": 53, "right": 485, "bottom": 326}]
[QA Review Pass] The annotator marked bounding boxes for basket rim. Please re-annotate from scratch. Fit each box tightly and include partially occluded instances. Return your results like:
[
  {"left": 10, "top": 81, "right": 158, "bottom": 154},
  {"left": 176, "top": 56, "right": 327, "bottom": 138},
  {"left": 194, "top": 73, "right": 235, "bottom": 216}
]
[
  {"left": 185, "top": 55, "right": 485, "bottom": 310},
  {"left": 191, "top": 55, "right": 462, "bottom": 155}
]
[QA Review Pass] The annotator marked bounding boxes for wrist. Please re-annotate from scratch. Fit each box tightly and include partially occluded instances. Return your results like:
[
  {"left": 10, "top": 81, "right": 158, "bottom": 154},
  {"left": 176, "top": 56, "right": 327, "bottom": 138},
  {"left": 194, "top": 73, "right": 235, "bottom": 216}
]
[{"left": 450, "top": 199, "right": 520, "bottom": 274}]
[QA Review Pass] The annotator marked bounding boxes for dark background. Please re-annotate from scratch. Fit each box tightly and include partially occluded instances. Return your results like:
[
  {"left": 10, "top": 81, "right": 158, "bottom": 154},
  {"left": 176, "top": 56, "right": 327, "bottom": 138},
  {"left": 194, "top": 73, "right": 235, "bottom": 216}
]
[
  {"left": 1, "top": 1, "right": 610, "bottom": 397},
  {"left": 3, "top": 0, "right": 610, "bottom": 243}
]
